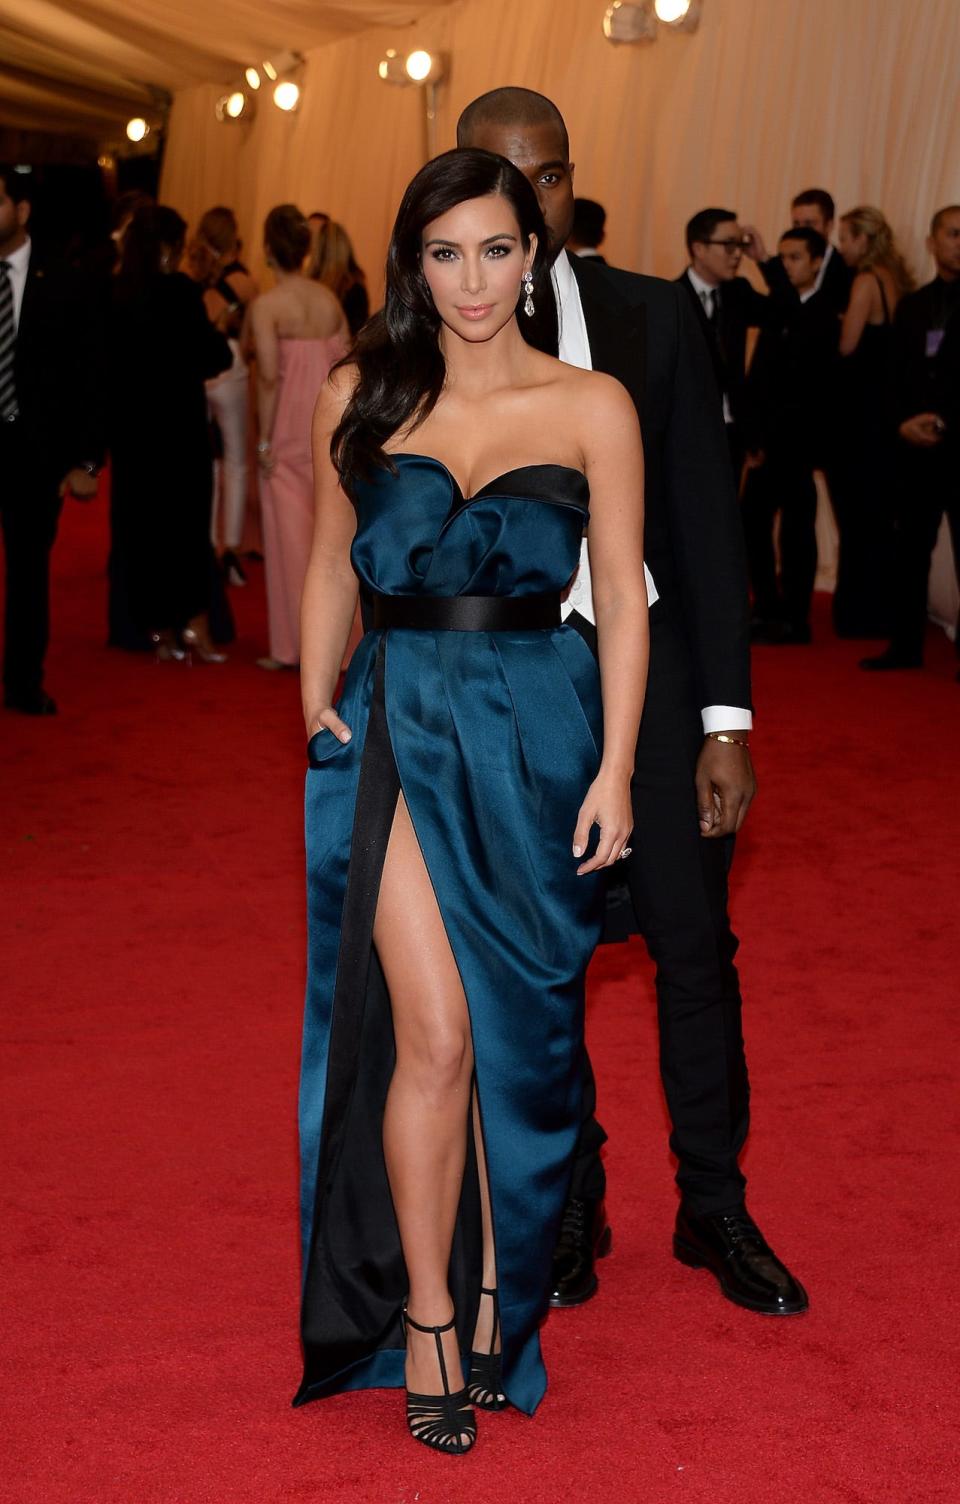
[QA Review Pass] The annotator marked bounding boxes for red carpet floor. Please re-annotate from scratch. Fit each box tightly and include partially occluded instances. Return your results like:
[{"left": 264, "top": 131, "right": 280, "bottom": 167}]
[{"left": 2, "top": 497, "right": 959, "bottom": 1504}]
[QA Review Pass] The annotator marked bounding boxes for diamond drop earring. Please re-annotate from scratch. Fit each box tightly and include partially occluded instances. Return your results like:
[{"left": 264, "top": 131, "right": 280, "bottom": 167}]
[{"left": 523, "top": 271, "right": 535, "bottom": 318}]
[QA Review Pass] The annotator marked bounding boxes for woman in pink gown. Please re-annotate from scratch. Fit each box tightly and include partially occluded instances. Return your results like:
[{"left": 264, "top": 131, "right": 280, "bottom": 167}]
[{"left": 249, "top": 205, "right": 349, "bottom": 668}]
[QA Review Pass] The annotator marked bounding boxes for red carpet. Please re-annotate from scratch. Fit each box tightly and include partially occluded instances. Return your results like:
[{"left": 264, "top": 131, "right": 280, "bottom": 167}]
[{"left": 2, "top": 496, "right": 959, "bottom": 1504}]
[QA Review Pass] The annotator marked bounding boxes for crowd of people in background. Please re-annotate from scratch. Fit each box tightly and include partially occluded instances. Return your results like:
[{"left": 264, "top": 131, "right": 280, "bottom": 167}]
[
  {"left": 1, "top": 157, "right": 958, "bottom": 716},
  {"left": 676, "top": 189, "right": 959, "bottom": 667}
]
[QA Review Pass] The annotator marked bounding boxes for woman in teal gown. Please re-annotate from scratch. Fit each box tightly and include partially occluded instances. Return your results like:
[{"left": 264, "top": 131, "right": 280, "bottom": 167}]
[{"left": 295, "top": 148, "right": 648, "bottom": 1453}]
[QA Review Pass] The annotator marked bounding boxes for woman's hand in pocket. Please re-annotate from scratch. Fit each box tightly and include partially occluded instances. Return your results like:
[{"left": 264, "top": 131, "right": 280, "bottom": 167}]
[{"left": 307, "top": 707, "right": 352, "bottom": 745}]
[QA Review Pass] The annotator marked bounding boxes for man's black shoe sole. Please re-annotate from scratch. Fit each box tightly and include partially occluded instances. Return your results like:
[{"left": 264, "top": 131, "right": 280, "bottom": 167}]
[
  {"left": 673, "top": 1235, "right": 809, "bottom": 1316},
  {"left": 548, "top": 1225, "right": 612, "bottom": 1308}
]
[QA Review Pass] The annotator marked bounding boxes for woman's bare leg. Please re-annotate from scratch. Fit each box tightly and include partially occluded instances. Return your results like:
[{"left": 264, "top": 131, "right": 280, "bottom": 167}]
[{"left": 375, "top": 794, "right": 474, "bottom": 1428}]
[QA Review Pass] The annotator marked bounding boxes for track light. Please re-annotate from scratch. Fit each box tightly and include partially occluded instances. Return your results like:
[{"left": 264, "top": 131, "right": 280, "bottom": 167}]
[
  {"left": 244, "top": 67, "right": 261, "bottom": 90},
  {"left": 263, "top": 60, "right": 278, "bottom": 81},
  {"left": 377, "top": 48, "right": 446, "bottom": 85},
  {"left": 273, "top": 80, "right": 300, "bottom": 112},
  {"left": 655, "top": 0, "right": 701, "bottom": 29},
  {"left": 215, "top": 90, "right": 254, "bottom": 122},
  {"left": 125, "top": 117, "right": 149, "bottom": 143}
]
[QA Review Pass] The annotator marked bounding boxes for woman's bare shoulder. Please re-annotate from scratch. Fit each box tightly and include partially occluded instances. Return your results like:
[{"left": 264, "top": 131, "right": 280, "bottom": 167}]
[{"left": 314, "top": 359, "right": 358, "bottom": 428}]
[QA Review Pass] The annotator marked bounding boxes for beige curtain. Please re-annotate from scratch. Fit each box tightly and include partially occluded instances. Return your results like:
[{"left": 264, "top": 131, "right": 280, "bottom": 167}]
[{"left": 161, "top": 0, "right": 960, "bottom": 293}]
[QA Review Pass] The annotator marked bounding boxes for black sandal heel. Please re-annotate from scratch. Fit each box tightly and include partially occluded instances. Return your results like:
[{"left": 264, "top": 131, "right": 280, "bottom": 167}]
[
  {"left": 468, "top": 1286, "right": 507, "bottom": 1411},
  {"left": 403, "top": 1308, "right": 477, "bottom": 1455}
]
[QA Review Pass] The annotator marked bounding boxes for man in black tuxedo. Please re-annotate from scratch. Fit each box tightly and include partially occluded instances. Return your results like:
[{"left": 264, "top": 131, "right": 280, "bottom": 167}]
[
  {"left": 677, "top": 208, "right": 770, "bottom": 486},
  {"left": 568, "top": 198, "right": 607, "bottom": 264},
  {"left": 0, "top": 166, "right": 104, "bottom": 714},
  {"left": 742, "top": 228, "right": 840, "bottom": 644},
  {"left": 744, "top": 188, "right": 853, "bottom": 317},
  {"left": 861, "top": 204, "right": 960, "bottom": 673},
  {"left": 458, "top": 90, "right": 806, "bottom": 1317}
]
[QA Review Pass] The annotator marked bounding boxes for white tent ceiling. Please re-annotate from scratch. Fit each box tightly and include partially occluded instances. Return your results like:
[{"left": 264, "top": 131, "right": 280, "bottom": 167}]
[{"left": 0, "top": 0, "right": 456, "bottom": 138}]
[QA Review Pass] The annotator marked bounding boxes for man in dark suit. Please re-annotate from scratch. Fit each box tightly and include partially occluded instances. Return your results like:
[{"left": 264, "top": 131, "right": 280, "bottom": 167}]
[
  {"left": 742, "top": 227, "right": 840, "bottom": 644},
  {"left": 744, "top": 188, "right": 854, "bottom": 317},
  {"left": 0, "top": 165, "right": 104, "bottom": 715},
  {"left": 458, "top": 90, "right": 806, "bottom": 1317},
  {"left": 861, "top": 204, "right": 960, "bottom": 672},
  {"left": 677, "top": 208, "right": 770, "bottom": 485},
  {"left": 568, "top": 198, "right": 607, "bottom": 264}
]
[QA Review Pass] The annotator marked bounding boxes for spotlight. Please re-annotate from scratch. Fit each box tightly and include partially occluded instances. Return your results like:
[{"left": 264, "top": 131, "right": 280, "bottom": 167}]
[
  {"left": 405, "top": 49, "right": 442, "bottom": 83},
  {"left": 263, "top": 60, "right": 278, "bottom": 81},
  {"left": 125, "top": 117, "right": 149, "bottom": 143},
  {"left": 215, "top": 90, "right": 253, "bottom": 122},
  {"left": 273, "top": 80, "right": 300, "bottom": 112},
  {"left": 244, "top": 67, "right": 261, "bottom": 90},
  {"left": 602, "top": 2, "right": 657, "bottom": 44},
  {"left": 655, "top": 0, "right": 701, "bottom": 30}
]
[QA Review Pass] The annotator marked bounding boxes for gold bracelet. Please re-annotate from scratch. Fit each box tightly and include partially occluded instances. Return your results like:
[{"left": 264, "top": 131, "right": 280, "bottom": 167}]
[{"left": 706, "top": 732, "right": 750, "bottom": 748}]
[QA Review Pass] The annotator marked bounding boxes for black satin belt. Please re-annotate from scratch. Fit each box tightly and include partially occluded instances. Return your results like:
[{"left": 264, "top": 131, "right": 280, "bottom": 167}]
[{"left": 371, "top": 592, "right": 561, "bottom": 632}]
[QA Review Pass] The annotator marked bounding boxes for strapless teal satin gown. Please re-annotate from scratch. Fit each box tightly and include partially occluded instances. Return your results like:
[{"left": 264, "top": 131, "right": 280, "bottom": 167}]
[{"left": 295, "top": 455, "right": 604, "bottom": 1416}]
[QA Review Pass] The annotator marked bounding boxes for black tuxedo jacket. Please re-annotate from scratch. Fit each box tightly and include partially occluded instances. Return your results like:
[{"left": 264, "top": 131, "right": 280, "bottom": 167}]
[
  {"left": 675, "top": 269, "right": 769, "bottom": 434},
  {"left": 12, "top": 244, "right": 105, "bottom": 477},
  {"left": 761, "top": 245, "right": 853, "bottom": 317},
  {"left": 744, "top": 287, "right": 840, "bottom": 462},
  {"left": 570, "top": 254, "right": 751, "bottom": 713},
  {"left": 889, "top": 277, "right": 960, "bottom": 429}
]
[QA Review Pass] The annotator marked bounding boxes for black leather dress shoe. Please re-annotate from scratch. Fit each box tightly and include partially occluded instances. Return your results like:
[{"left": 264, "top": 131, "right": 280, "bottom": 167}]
[
  {"left": 860, "top": 649, "right": 922, "bottom": 671},
  {"left": 674, "top": 1205, "right": 808, "bottom": 1316},
  {"left": 549, "top": 1197, "right": 612, "bottom": 1308},
  {"left": 4, "top": 689, "right": 57, "bottom": 715}
]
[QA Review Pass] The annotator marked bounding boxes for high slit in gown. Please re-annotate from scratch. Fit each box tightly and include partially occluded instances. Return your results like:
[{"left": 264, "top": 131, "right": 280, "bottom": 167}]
[{"left": 294, "top": 454, "right": 606, "bottom": 1416}]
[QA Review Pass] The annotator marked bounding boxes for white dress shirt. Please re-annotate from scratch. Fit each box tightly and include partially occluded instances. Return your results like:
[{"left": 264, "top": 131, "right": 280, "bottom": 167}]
[
  {"left": 813, "top": 242, "right": 836, "bottom": 296},
  {"left": 553, "top": 251, "right": 752, "bottom": 735},
  {"left": 685, "top": 266, "right": 734, "bottom": 426},
  {"left": 2, "top": 236, "right": 31, "bottom": 331}
]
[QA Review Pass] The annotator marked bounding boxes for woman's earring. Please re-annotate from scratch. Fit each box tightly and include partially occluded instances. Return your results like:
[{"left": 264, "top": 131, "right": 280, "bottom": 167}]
[{"left": 523, "top": 272, "right": 535, "bottom": 318}]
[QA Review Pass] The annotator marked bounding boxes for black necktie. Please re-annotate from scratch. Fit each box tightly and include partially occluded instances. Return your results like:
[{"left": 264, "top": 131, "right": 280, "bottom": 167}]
[{"left": 0, "top": 259, "right": 18, "bottom": 421}]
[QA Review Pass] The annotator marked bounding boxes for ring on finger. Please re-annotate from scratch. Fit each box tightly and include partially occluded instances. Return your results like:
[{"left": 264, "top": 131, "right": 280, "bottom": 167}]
[{"left": 618, "top": 845, "right": 633, "bottom": 860}]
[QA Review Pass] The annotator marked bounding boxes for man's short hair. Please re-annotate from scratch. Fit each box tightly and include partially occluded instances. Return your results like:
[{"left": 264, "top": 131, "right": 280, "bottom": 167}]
[
  {"left": 0, "top": 164, "right": 33, "bottom": 205},
  {"left": 779, "top": 226, "right": 828, "bottom": 260},
  {"left": 792, "top": 188, "right": 835, "bottom": 223},
  {"left": 457, "top": 88, "right": 569, "bottom": 159},
  {"left": 930, "top": 204, "right": 960, "bottom": 235},
  {"left": 685, "top": 208, "right": 738, "bottom": 255},
  {"left": 572, "top": 198, "right": 606, "bottom": 247}
]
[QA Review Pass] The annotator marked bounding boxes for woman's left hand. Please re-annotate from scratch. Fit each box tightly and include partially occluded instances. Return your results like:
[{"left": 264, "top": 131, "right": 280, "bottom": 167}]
[{"left": 572, "top": 767, "right": 634, "bottom": 876}]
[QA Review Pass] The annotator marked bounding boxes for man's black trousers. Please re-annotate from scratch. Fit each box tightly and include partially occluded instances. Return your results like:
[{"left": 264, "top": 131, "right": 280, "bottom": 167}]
[
  {"left": 888, "top": 445, "right": 960, "bottom": 662},
  {"left": 741, "top": 452, "right": 819, "bottom": 629},
  {"left": 0, "top": 422, "right": 64, "bottom": 701},
  {"left": 570, "top": 603, "right": 751, "bottom": 1216}
]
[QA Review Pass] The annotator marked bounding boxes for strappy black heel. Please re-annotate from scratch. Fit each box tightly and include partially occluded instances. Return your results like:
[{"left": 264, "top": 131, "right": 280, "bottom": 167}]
[
  {"left": 468, "top": 1286, "right": 507, "bottom": 1411},
  {"left": 403, "top": 1308, "right": 477, "bottom": 1455}
]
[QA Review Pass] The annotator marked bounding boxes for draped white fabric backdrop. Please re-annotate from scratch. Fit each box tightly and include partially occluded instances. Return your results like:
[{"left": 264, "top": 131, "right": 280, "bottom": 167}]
[{"left": 160, "top": 0, "right": 960, "bottom": 626}]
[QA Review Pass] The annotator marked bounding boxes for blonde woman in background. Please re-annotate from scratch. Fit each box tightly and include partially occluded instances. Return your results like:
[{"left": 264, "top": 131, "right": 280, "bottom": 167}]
[
  {"left": 249, "top": 205, "right": 349, "bottom": 669},
  {"left": 195, "top": 207, "right": 258, "bottom": 587},
  {"left": 307, "top": 219, "right": 370, "bottom": 336},
  {"left": 830, "top": 207, "right": 916, "bottom": 637}
]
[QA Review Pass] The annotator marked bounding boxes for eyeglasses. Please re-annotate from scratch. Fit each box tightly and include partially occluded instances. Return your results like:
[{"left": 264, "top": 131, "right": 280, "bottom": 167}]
[{"left": 704, "top": 237, "right": 748, "bottom": 252}]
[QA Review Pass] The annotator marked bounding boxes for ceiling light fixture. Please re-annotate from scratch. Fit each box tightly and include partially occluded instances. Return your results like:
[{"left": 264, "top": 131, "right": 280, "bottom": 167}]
[
  {"left": 125, "top": 117, "right": 149, "bottom": 142},
  {"left": 244, "top": 67, "right": 261, "bottom": 91}
]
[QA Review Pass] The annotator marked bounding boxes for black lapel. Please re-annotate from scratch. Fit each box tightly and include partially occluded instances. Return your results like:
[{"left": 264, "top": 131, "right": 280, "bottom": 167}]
[
  {"left": 17, "top": 251, "right": 45, "bottom": 337},
  {"left": 569, "top": 254, "right": 646, "bottom": 414}
]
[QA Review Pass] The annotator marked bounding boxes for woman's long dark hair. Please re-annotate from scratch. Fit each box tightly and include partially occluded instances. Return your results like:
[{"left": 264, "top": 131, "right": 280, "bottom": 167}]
[
  {"left": 115, "top": 204, "right": 187, "bottom": 300},
  {"left": 332, "top": 148, "right": 557, "bottom": 490}
]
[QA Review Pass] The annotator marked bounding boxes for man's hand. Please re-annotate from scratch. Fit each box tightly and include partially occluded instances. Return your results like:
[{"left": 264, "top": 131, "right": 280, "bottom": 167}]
[
  {"left": 59, "top": 468, "right": 99, "bottom": 500},
  {"left": 740, "top": 225, "right": 769, "bottom": 264},
  {"left": 899, "top": 413, "right": 945, "bottom": 448},
  {"left": 696, "top": 735, "right": 756, "bottom": 838}
]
